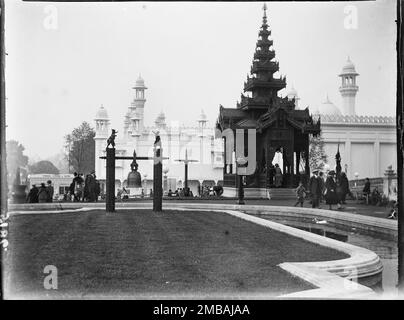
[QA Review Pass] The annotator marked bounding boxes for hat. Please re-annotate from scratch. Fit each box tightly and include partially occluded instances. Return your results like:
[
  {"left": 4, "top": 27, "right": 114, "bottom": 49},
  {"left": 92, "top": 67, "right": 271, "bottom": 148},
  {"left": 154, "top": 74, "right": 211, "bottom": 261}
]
[
  {"left": 312, "top": 169, "right": 319, "bottom": 174},
  {"left": 328, "top": 170, "right": 336, "bottom": 175}
]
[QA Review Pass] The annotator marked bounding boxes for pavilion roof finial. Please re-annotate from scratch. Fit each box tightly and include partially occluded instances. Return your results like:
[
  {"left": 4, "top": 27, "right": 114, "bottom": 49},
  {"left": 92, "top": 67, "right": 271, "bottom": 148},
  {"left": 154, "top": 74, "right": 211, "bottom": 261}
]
[{"left": 263, "top": 3, "right": 267, "bottom": 17}]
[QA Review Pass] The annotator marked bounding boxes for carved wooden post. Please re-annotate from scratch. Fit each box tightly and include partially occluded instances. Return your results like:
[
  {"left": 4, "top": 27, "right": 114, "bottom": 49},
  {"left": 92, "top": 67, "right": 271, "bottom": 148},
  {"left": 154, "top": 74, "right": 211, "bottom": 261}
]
[
  {"left": 106, "top": 148, "right": 115, "bottom": 212},
  {"left": 153, "top": 134, "right": 163, "bottom": 212}
]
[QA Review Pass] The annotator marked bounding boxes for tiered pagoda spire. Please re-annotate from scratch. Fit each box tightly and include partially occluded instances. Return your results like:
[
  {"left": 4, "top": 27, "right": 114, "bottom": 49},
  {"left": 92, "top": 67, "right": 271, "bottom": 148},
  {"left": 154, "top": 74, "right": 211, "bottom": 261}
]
[{"left": 238, "top": 3, "right": 286, "bottom": 112}]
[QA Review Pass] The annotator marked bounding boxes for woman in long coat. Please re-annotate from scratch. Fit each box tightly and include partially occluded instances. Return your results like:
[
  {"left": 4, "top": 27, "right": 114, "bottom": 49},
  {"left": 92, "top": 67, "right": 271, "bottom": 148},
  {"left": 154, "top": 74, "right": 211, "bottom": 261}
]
[
  {"left": 324, "top": 171, "right": 340, "bottom": 210},
  {"left": 37, "top": 183, "right": 49, "bottom": 203},
  {"left": 274, "top": 164, "right": 283, "bottom": 188}
]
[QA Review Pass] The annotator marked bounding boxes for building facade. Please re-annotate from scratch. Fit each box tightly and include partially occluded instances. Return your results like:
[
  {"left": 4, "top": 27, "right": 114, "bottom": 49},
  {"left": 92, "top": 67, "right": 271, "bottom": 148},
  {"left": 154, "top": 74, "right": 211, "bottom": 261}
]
[
  {"left": 287, "top": 58, "right": 397, "bottom": 181},
  {"left": 217, "top": 4, "right": 321, "bottom": 196},
  {"left": 94, "top": 76, "right": 224, "bottom": 196}
]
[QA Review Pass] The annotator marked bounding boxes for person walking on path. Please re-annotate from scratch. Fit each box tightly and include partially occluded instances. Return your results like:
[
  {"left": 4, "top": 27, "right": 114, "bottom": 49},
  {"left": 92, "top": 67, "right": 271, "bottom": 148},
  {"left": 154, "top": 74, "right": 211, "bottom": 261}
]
[
  {"left": 294, "top": 182, "right": 306, "bottom": 207},
  {"left": 38, "top": 183, "right": 49, "bottom": 203},
  {"left": 26, "top": 184, "right": 39, "bottom": 203},
  {"left": 46, "top": 180, "right": 54, "bottom": 203},
  {"left": 324, "top": 171, "right": 342, "bottom": 210},
  {"left": 308, "top": 170, "right": 321, "bottom": 208}
]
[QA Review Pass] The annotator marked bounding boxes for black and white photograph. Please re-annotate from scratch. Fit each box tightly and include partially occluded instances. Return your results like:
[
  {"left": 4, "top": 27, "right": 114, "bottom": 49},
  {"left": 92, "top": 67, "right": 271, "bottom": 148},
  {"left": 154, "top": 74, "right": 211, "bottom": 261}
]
[{"left": 0, "top": 0, "right": 403, "bottom": 305}]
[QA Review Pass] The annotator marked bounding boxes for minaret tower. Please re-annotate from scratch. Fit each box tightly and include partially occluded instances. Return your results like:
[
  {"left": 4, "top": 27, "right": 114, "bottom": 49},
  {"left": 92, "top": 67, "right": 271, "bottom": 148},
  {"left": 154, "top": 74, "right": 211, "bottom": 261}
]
[
  {"left": 287, "top": 86, "right": 300, "bottom": 109},
  {"left": 339, "top": 56, "right": 359, "bottom": 116},
  {"left": 198, "top": 109, "right": 208, "bottom": 163},
  {"left": 238, "top": 3, "right": 286, "bottom": 114},
  {"left": 131, "top": 75, "right": 147, "bottom": 134},
  {"left": 94, "top": 105, "right": 110, "bottom": 177}
]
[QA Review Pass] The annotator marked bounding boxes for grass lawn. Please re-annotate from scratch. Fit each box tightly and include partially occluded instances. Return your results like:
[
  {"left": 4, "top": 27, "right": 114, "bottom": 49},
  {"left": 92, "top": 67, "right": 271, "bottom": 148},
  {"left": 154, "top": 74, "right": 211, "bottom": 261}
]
[{"left": 3, "top": 209, "right": 348, "bottom": 298}]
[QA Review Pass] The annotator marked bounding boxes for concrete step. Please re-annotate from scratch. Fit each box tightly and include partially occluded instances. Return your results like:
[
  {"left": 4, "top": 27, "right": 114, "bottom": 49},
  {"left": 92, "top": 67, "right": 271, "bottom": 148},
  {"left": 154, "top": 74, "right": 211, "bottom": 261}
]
[{"left": 267, "top": 188, "right": 296, "bottom": 200}]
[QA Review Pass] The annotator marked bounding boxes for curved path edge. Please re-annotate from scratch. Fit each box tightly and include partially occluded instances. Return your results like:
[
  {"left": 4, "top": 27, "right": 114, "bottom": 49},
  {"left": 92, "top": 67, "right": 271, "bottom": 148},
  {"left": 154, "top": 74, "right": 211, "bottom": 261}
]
[{"left": 9, "top": 203, "right": 385, "bottom": 298}]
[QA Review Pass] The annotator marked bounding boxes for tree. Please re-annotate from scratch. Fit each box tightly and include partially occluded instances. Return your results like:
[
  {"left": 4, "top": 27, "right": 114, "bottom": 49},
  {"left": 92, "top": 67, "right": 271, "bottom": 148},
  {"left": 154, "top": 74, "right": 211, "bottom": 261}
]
[
  {"left": 29, "top": 160, "right": 60, "bottom": 174},
  {"left": 6, "top": 140, "right": 29, "bottom": 183},
  {"left": 309, "top": 133, "right": 328, "bottom": 171},
  {"left": 65, "top": 121, "right": 95, "bottom": 174}
]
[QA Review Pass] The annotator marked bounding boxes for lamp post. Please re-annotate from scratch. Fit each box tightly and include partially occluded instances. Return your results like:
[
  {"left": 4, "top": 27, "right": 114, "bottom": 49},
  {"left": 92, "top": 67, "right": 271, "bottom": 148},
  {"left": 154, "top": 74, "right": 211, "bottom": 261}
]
[{"left": 236, "top": 157, "right": 247, "bottom": 205}]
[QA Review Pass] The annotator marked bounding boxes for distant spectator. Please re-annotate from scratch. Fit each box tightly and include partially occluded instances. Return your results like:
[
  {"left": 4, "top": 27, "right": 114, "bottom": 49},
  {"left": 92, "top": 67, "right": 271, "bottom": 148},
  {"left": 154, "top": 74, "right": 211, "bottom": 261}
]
[
  {"left": 26, "top": 184, "right": 39, "bottom": 203},
  {"left": 274, "top": 164, "right": 283, "bottom": 188},
  {"left": 363, "top": 178, "right": 371, "bottom": 204},
  {"left": 168, "top": 189, "right": 173, "bottom": 197},
  {"left": 370, "top": 187, "right": 381, "bottom": 205},
  {"left": 338, "top": 172, "right": 350, "bottom": 204},
  {"left": 294, "top": 182, "right": 306, "bottom": 207},
  {"left": 324, "top": 171, "right": 341, "bottom": 210},
  {"left": 46, "top": 180, "right": 54, "bottom": 203},
  {"left": 38, "top": 183, "right": 49, "bottom": 203},
  {"left": 318, "top": 171, "right": 325, "bottom": 203},
  {"left": 308, "top": 170, "right": 321, "bottom": 208}
]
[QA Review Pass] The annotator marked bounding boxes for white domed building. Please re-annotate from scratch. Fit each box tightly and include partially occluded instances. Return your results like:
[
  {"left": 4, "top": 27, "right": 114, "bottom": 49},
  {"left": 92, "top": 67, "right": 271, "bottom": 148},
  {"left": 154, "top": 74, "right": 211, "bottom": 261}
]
[
  {"left": 291, "top": 57, "right": 396, "bottom": 180},
  {"left": 94, "top": 75, "right": 224, "bottom": 196}
]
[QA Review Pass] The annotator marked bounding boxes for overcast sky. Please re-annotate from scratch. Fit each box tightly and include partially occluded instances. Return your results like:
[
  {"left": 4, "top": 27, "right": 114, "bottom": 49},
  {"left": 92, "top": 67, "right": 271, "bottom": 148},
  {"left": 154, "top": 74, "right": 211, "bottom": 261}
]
[{"left": 5, "top": 0, "right": 397, "bottom": 160}]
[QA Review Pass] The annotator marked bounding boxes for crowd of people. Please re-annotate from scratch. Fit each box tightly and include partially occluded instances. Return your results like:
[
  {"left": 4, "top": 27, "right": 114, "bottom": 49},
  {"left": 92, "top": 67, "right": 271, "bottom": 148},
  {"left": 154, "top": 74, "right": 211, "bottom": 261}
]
[
  {"left": 294, "top": 170, "right": 352, "bottom": 210},
  {"left": 26, "top": 180, "right": 54, "bottom": 203},
  {"left": 26, "top": 171, "right": 100, "bottom": 203},
  {"left": 68, "top": 171, "right": 100, "bottom": 202}
]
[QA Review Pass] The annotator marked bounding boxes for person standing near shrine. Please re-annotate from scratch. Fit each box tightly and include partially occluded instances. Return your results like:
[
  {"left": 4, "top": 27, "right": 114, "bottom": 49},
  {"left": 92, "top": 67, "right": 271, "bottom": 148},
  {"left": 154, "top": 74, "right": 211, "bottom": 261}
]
[
  {"left": 318, "top": 171, "right": 326, "bottom": 204},
  {"left": 294, "top": 181, "right": 306, "bottom": 207},
  {"left": 26, "top": 184, "right": 39, "bottom": 203},
  {"left": 362, "top": 178, "right": 371, "bottom": 204},
  {"left": 338, "top": 172, "right": 350, "bottom": 204},
  {"left": 46, "top": 180, "right": 54, "bottom": 203},
  {"left": 274, "top": 163, "right": 283, "bottom": 187},
  {"left": 324, "top": 171, "right": 341, "bottom": 210},
  {"left": 38, "top": 183, "right": 49, "bottom": 203},
  {"left": 308, "top": 170, "right": 321, "bottom": 208}
]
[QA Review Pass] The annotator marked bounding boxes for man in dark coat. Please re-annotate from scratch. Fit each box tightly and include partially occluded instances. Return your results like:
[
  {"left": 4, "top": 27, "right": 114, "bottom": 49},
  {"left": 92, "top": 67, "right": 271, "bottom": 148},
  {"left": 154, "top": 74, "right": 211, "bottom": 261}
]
[
  {"left": 308, "top": 170, "right": 321, "bottom": 208},
  {"left": 338, "top": 172, "right": 350, "bottom": 204},
  {"left": 325, "top": 171, "right": 341, "bottom": 210},
  {"left": 84, "top": 171, "right": 97, "bottom": 202},
  {"left": 26, "top": 184, "right": 39, "bottom": 203}
]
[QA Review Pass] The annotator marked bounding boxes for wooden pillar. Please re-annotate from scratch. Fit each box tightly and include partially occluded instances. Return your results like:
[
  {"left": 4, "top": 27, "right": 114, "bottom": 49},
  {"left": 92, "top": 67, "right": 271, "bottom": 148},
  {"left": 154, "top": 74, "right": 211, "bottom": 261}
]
[
  {"left": 184, "top": 162, "right": 188, "bottom": 190},
  {"left": 153, "top": 141, "right": 163, "bottom": 212},
  {"left": 296, "top": 151, "right": 301, "bottom": 175},
  {"left": 106, "top": 148, "right": 115, "bottom": 212},
  {"left": 0, "top": 0, "right": 7, "bottom": 218},
  {"left": 305, "top": 142, "right": 310, "bottom": 176}
]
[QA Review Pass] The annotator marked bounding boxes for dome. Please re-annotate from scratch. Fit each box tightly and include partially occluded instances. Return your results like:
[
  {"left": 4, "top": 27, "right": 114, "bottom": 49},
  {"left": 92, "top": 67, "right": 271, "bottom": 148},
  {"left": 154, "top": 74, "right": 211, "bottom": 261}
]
[
  {"left": 198, "top": 109, "right": 207, "bottom": 121},
  {"left": 156, "top": 111, "right": 165, "bottom": 120},
  {"left": 314, "top": 95, "right": 342, "bottom": 116},
  {"left": 340, "top": 56, "right": 358, "bottom": 75},
  {"left": 287, "top": 86, "right": 298, "bottom": 98},
  {"left": 95, "top": 105, "right": 109, "bottom": 120},
  {"left": 133, "top": 74, "right": 147, "bottom": 89}
]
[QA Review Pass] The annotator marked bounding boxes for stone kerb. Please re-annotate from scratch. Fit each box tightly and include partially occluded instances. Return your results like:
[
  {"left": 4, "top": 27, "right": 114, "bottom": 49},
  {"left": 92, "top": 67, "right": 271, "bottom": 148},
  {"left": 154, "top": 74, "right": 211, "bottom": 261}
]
[{"left": 8, "top": 203, "right": 385, "bottom": 298}]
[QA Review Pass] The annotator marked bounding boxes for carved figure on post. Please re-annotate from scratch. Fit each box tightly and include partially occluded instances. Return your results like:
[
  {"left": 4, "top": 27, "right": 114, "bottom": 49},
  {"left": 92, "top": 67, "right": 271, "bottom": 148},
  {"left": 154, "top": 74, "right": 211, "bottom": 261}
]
[{"left": 106, "top": 129, "right": 118, "bottom": 149}]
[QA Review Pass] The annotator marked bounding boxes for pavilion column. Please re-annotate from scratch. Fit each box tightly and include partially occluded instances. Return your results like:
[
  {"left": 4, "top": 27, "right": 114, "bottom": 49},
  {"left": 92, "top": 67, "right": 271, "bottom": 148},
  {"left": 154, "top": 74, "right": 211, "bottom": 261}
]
[
  {"left": 305, "top": 143, "right": 310, "bottom": 176},
  {"left": 223, "top": 137, "right": 227, "bottom": 176},
  {"left": 374, "top": 139, "right": 380, "bottom": 177},
  {"left": 296, "top": 151, "right": 301, "bottom": 175}
]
